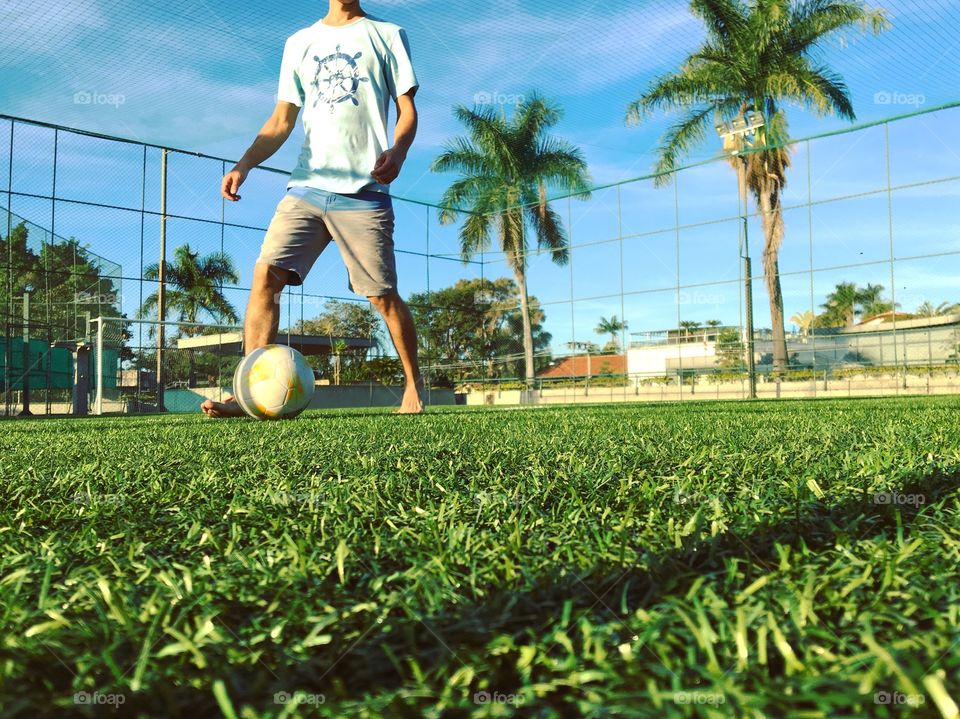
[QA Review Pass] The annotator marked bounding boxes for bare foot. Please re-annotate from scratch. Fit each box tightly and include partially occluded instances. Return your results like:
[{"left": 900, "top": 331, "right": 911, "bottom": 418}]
[
  {"left": 201, "top": 395, "right": 246, "bottom": 418},
  {"left": 395, "top": 382, "right": 425, "bottom": 414}
]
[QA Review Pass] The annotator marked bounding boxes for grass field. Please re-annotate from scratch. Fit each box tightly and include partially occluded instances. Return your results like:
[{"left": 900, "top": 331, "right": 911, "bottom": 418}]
[{"left": 2, "top": 397, "right": 960, "bottom": 718}]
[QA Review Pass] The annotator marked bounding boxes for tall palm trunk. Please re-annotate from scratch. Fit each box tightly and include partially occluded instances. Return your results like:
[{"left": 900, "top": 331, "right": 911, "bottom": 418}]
[
  {"left": 756, "top": 174, "right": 789, "bottom": 373},
  {"left": 503, "top": 202, "right": 536, "bottom": 394},
  {"left": 513, "top": 260, "right": 535, "bottom": 393}
]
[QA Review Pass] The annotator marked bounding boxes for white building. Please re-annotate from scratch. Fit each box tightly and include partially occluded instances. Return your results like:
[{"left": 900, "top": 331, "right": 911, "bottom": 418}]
[{"left": 626, "top": 315, "right": 960, "bottom": 378}]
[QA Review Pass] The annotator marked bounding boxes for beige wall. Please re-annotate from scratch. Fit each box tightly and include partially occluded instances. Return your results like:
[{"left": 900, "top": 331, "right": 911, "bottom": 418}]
[{"left": 463, "top": 374, "right": 960, "bottom": 406}]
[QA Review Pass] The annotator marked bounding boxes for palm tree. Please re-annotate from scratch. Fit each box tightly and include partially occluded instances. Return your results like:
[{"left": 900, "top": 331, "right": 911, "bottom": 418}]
[
  {"left": 432, "top": 94, "right": 592, "bottom": 391},
  {"left": 626, "top": 0, "right": 887, "bottom": 373},
  {"left": 595, "top": 315, "right": 628, "bottom": 350},
  {"left": 678, "top": 320, "right": 702, "bottom": 341},
  {"left": 790, "top": 310, "right": 815, "bottom": 337},
  {"left": 139, "top": 244, "right": 239, "bottom": 386},
  {"left": 857, "top": 282, "right": 893, "bottom": 318},
  {"left": 916, "top": 301, "right": 955, "bottom": 318},
  {"left": 821, "top": 282, "right": 860, "bottom": 327},
  {"left": 140, "top": 244, "right": 239, "bottom": 331}
]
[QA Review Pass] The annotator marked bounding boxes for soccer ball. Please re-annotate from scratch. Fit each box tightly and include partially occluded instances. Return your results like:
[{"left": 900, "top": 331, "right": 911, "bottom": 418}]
[{"left": 233, "top": 345, "right": 316, "bottom": 420}]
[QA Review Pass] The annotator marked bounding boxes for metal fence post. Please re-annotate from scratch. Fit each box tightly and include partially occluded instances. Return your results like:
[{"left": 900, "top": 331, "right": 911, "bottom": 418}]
[{"left": 156, "top": 148, "right": 168, "bottom": 411}]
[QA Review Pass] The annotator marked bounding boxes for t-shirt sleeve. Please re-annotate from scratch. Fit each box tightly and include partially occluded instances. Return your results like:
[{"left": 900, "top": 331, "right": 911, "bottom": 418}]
[
  {"left": 277, "top": 36, "right": 305, "bottom": 107},
  {"left": 385, "top": 28, "right": 419, "bottom": 100}
]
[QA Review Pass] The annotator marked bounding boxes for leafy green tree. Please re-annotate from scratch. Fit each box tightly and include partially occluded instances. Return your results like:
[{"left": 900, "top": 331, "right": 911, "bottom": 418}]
[
  {"left": 288, "top": 299, "right": 386, "bottom": 384},
  {"left": 409, "top": 278, "right": 552, "bottom": 386},
  {"left": 715, "top": 327, "right": 745, "bottom": 368},
  {"left": 431, "top": 94, "right": 591, "bottom": 391},
  {"left": 595, "top": 315, "right": 628, "bottom": 351},
  {"left": 292, "top": 299, "right": 385, "bottom": 349},
  {"left": 627, "top": 0, "right": 886, "bottom": 372},
  {"left": 1, "top": 222, "right": 124, "bottom": 341}
]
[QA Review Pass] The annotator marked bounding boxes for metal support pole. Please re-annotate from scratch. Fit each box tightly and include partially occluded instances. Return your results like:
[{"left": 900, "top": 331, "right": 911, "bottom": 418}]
[
  {"left": 73, "top": 343, "right": 90, "bottom": 416},
  {"left": 5, "top": 121, "right": 14, "bottom": 416},
  {"left": 744, "top": 256, "right": 757, "bottom": 399},
  {"left": 19, "top": 290, "right": 31, "bottom": 415},
  {"left": 425, "top": 205, "right": 431, "bottom": 406},
  {"left": 156, "top": 148, "right": 168, "bottom": 411},
  {"left": 95, "top": 317, "right": 103, "bottom": 415},
  {"left": 739, "top": 156, "right": 757, "bottom": 399}
]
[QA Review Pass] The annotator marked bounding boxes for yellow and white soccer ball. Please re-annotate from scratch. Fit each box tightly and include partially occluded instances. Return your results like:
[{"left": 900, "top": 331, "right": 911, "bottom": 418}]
[{"left": 233, "top": 345, "right": 316, "bottom": 420}]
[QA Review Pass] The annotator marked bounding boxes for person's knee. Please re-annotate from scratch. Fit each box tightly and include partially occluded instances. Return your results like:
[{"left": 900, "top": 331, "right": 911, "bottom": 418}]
[
  {"left": 368, "top": 290, "right": 400, "bottom": 314},
  {"left": 252, "top": 263, "right": 292, "bottom": 304}
]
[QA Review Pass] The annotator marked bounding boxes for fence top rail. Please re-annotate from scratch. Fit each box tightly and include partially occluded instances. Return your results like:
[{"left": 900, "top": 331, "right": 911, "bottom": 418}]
[
  {"left": 0, "top": 113, "right": 473, "bottom": 215},
  {"left": 91, "top": 316, "right": 242, "bottom": 329},
  {"left": 6, "top": 99, "right": 959, "bottom": 218},
  {"left": 534, "top": 99, "right": 960, "bottom": 206}
]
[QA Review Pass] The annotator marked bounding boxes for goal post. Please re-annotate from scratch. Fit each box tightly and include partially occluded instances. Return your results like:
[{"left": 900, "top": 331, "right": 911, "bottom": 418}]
[{"left": 91, "top": 316, "right": 244, "bottom": 415}]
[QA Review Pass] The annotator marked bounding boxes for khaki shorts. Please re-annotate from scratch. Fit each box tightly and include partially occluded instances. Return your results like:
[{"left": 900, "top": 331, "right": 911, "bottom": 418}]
[{"left": 257, "top": 193, "right": 397, "bottom": 296}]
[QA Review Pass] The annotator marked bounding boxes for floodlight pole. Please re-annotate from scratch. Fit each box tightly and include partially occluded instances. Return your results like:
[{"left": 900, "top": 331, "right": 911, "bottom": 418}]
[
  {"left": 737, "top": 155, "right": 758, "bottom": 399},
  {"left": 156, "top": 148, "right": 168, "bottom": 412},
  {"left": 716, "top": 109, "right": 762, "bottom": 400}
]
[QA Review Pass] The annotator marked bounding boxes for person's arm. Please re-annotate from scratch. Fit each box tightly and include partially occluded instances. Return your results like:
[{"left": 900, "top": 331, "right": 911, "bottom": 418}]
[
  {"left": 371, "top": 91, "right": 418, "bottom": 185},
  {"left": 221, "top": 101, "right": 301, "bottom": 201}
]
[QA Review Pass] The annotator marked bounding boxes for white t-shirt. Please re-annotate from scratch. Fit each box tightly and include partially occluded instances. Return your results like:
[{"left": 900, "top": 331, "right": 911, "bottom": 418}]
[{"left": 277, "top": 15, "right": 419, "bottom": 194}]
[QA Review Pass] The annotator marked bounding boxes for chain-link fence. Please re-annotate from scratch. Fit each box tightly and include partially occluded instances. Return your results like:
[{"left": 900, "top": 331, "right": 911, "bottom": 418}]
[{"left": 2, "top": 103, "right": 959, "bottom": 414}]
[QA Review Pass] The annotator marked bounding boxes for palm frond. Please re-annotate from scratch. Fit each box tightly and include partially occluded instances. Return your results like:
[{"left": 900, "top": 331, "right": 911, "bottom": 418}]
[
  {"left": 512, "top": 93, "right": 561, "bottom": 154},
  {"left": 523, "top": 192, "right": 568, "bottom": 266},
  {"left": 652, "top": 103, "right": 723, "bottom": 185},
  {"left": 430, "top": 137, "right": 489, "bottom": 175},
  {"left": 787, "top": 0, "right": 888, "bottom": 55},
  {"left": 626, "top": 71, "right": 723, "bottom": 125},
  {"left": 690, "top": 0, "right": 747, "bottom": 42}
]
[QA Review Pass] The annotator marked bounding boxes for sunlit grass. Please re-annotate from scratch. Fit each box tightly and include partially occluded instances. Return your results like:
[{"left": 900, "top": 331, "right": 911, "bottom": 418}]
[{"left": 2, "top": 397, "right": 959, "bottom": 717}]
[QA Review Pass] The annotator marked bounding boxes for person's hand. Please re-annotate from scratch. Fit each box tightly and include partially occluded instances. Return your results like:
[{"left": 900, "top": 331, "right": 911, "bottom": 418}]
[
  {"left": 371, "top": 148, "right": 406, "bottom": 185},
  {"left": 221, "top": 166, "right": 248, "bottom": 201}
]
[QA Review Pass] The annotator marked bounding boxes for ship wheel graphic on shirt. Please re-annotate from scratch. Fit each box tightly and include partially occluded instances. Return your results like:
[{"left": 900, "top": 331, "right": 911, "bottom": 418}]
[{"left": 310, "top": 44, "right": 369, "bottom": 111}]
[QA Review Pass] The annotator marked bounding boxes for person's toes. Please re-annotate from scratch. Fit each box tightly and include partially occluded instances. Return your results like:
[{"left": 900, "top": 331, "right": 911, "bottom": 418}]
[{"left": 201, "top": 396, "right": 243, "bottom": 418}]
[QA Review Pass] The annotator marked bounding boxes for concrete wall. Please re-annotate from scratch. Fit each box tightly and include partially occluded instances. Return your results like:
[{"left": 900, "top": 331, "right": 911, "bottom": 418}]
[
  {"left": 162, "top": 385, "right": 455, "bottom": 414},
  {"left": 462, "top": 373, "right": 960, "bottom": 406}
]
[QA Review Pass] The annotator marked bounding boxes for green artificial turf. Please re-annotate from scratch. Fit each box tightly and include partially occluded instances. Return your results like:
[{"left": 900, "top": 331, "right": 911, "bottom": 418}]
[{"left": 1, "top": 397, "right": 959, "bottom": 717}]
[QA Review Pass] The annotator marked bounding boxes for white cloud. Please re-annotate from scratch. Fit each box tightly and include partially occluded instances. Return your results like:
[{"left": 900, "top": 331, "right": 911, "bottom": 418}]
[{"left": 0, "top": 0, "right": 106, "bottom": 53}]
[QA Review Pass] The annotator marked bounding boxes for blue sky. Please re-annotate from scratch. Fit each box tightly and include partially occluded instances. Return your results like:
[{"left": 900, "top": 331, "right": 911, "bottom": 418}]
[{"left": 2, "top": 0, "right": 959, "bottom": 354}]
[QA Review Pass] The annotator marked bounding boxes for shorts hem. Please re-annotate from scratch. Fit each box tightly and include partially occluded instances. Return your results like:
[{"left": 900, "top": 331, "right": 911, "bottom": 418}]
[
  {"left": 352, "top": 286, "right": 396, "bottom": 297},
  {"left": 256, "top": 258, "right": 304, "bottom": 286}
]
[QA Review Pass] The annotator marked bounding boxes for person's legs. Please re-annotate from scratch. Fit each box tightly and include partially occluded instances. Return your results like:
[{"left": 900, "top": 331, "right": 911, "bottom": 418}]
[
  {"left": 367, "top": 291, "right": 424, "bottom": 414},
  {"left": 244, "top": 262, "right": 293, "bottom": 353},
  {"left": 201, "top": 262, "right": 293, "bottom": 417},
  {"left": 324, "top": 200, "right": 424, "bottom": 413},
  {"left": 203, "top": 194, "right": 330, "bottom": 418}
]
